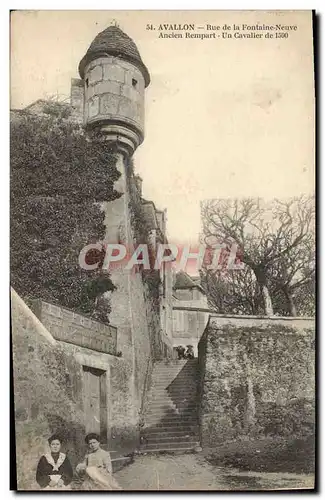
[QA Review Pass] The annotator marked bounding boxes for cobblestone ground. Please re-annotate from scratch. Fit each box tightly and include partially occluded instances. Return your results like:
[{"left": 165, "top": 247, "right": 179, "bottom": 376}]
[{"left": 115, "top": 453, "right": 314, "bottom": 491}]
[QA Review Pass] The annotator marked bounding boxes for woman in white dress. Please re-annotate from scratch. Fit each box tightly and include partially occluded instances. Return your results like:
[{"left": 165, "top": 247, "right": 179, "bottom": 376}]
[{"left": 76, "top": 433, "right": 122, "bottom": 490}]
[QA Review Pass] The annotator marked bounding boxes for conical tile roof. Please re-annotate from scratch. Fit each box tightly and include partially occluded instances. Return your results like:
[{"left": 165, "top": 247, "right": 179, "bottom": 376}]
[{"left": 79, "top": 26, "right": 150, "bottom": 86}]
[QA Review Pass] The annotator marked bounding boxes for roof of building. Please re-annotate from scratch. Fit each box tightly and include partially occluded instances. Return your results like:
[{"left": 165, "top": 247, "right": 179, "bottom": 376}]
[{"left": 78, "top": 26, "right": 150, "bottom": 87}]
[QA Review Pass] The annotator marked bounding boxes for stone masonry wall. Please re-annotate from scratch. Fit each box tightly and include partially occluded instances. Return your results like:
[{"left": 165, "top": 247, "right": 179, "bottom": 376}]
[
  {"left": 30, "top": 294, "right": 151, "bottom": 451},
  {"left": 172, "top": 307, "right": 210, "bottom": 356},
  {"left": 11, "top": 290, "right": 86, "bottom": 490},
  {"left": 83, "top": 56, "right": 145, "bottom": 135},
  {"left": 60, "top": 341, "right": 140, "bottom": 453},
  {"left": 12, "top": 288, "right": 150, "bottom": 469},
  {"left": 198, "top": 315, "right": 315, "bottom": 448},
  {"left": 30, "top": 299, "right": 117, "bottom": 355},
  {"left": 101, "top": 154, "right": 164, "bottom": 444}
]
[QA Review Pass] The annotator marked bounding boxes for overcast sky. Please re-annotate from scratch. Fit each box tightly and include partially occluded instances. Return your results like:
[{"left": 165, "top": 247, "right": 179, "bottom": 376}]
[{"left": 11, "top": 10, "right": 315, "bottom": 244}]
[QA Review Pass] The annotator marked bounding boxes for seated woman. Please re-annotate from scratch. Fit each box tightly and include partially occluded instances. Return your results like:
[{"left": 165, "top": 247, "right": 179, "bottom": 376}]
[
  {"left": 176, "top": 345, "right": 186, "bottom": 360},
  {"left": 76, "top": 433, "right": 122, "bottom": 491},
  {"left": 185, "top": 345, "right": 195, "bottom": 359},
  {"left": 36, "top": 434, "right": 73, "bottom": 490}
]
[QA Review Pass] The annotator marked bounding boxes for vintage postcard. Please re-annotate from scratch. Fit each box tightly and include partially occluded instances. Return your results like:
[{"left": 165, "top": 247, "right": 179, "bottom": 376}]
[{"left": 10, "top": 10, "right": 315, "bottom": 491}]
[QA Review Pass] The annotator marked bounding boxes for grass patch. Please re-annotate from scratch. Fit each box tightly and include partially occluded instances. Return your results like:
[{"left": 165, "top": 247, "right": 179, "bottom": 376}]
[{"left": 205, "top": 436, "right": 315, "bottom": 474}]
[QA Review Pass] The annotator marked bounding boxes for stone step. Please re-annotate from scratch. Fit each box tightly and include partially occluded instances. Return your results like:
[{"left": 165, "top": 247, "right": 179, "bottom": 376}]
[
  {"left": 146, "top": 406, "right": 198, "bottom": 414},
  {"left": 143, "top": 422, "right": 198, "bottom": 431},
  {"left": 148, "top": 385, "right": 198, "bottom": 396},
  {"left": 151, "top": 386, "right": 197, "bottom": 390},
  {"left": 145, "top": 422, "right": 198, "bottom": 430},
  {"left": 143, "top": 429, "right": 198, "bottom": 437},
  {"left": 151, "top": 370, "right": 199, "bottom": 380},
  {"left": 152, "top": 370, "right": 198, "bottom": 375},
  {"left": 153, "top": 364, "right": 198, "bottom": 370},
  {"left": 141, "top": 429, "right": 197, "bottom": 438},
  {"left": 146, "top": 406, "right": 197, "bottom": 413},
  {"left": 143, "top": 428, "right": 198, "bottom": 437},
  {"left": 140, "top": 441, "right": 199, "bottom": 451},
  {"left": 153, "top": 363, "right": 189, "bottom": 366},
  {"left": 146, "top": 411, "right": 197, "bottom": 419},
  {"left": 152, "top": 367, "right": 197, "bottom": 372},
  {"left": 142, "top": 434, "right": 198, "bottom": 443},
  {"left": 153, "top": 370, "right": 198, "bottom": 374},
  {"left": 146, "top": 405, "right": 197, "bottom": 416},
  {"left": 145, "top": 418, "right": 198, "bottom": 426},
  {"left": 149, "top": 393, "right": 197, "bottom": 399},
  {"left": 142, "top": 360, "right": 199, "bottom": 455},
  {"left": 151, "top": 375, "right": 198, "bottom": 381},
  {"left": 152, "top": 375, "right": 197, "bottom": 378},
  {"left": 146, "top": 399, "right": 198, "bottom": 408},
  {"left": 147, "top": 400, "right": 197, "bottom": 407},
  {"left": 152, "top": 376, "right": 198, "bottom": 379},
  {"left": 138, "top": 447, "right": 196, "bottom": 455},
  {"left": 154, "top": 366, "right": 189, "bottom": 370},
  {"left": 151, "top": 385, "right": 197, "bottom": 391},
  {"left": 111, "top": 455, "right": 133, "bottom": 472},
  {"left": 145, "top": 413, "right": 198, "bottom": 421},
  {"left": 146, "top": 401, "right": 197, "bottom": 408},
  {"left": 152, "top": 368, "right": 198, "bottom": 374},
  {"left": 152, "top": 372, "right": 198, "bottom": 376},
  {"left": 150, "top": 384, "right": 197, "bottom": 388},
  {"left": 151, "top": 383, "right": 197, "bottom": 389},
  {"left": 147, "top": 394, "right": 197, "bottom": 401},
  {"left": 151, "top": 383, "right": 197, "bottom": 387},
  {"left": 145, "top": 417, "right": 197, "bottom": 425},
  {"left": 153, "top": 365, "right": 197, "bottom": 370}
]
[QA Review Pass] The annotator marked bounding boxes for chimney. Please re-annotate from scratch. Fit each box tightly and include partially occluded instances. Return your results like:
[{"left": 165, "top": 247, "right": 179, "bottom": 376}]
[{"left": 70, "top": 78, "right": 84, "bottom": 122}]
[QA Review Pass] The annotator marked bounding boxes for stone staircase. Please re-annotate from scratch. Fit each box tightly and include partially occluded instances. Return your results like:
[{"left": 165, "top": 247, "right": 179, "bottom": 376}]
[{"left": 140, "top": 359, "right": 200, "bottom": 453}]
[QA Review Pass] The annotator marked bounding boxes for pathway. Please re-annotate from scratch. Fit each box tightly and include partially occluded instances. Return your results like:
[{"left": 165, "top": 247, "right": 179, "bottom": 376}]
[{"left": 115, "top": 453, "right": 314, "bottom": 491}]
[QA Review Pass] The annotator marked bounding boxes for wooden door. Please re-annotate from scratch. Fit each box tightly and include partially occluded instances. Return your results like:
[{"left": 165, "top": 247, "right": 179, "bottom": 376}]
[{"left": 83, "top": 366, "right": 107, "bottom": 442}]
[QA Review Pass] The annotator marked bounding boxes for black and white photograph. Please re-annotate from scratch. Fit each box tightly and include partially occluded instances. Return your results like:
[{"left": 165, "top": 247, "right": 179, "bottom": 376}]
[{"left": 10, "top": 10, "right": 315, "bottom": 491}]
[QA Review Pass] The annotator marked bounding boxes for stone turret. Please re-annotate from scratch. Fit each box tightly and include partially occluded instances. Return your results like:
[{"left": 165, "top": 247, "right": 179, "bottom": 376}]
[
  {"left": 78, "top": 26, "right": 150, "bottom": 157},
  {"left": 75, "top": 26, "right": 155, "bottom": 427}
]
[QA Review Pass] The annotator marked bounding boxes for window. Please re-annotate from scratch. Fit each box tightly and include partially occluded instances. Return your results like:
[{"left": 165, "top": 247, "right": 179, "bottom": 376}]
[{"left": 132, "top": 78, "right": 138, "bottom": 88}]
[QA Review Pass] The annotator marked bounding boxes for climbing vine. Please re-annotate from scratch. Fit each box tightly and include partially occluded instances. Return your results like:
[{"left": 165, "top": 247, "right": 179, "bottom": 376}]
[{"left": 11, "top": 103, "right": 121, "bottom": 322}]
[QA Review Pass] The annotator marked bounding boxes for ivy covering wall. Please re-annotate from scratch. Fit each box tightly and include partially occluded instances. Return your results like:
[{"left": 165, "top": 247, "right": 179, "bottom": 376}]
[{"left": 10, "top": 103, "right": 121, "bottom": 322}]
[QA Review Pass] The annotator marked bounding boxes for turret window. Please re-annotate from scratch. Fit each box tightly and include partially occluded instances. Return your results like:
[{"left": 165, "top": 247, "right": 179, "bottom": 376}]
[{"left": 132, "top": 78, "right": 138, "bottom": 88}]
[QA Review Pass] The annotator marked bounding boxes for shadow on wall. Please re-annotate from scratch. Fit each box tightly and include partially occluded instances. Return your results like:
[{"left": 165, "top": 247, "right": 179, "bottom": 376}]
[
  {"left": 139, "top": 360, "right": 200, "bottom": 451},
  {"left": 166, "top": 360, "right": 199, "bottom": 413}
]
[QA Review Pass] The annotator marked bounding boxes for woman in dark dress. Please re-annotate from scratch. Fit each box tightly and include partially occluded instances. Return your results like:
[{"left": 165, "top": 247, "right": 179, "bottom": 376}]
[{"left": 36, "top": 434, "right": 73, "bottom": 490}]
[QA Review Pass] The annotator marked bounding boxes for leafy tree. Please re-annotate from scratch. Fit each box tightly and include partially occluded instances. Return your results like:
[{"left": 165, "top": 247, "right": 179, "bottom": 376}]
[{"left": 10, "top": 103, "right": 121, "bottom": 322}]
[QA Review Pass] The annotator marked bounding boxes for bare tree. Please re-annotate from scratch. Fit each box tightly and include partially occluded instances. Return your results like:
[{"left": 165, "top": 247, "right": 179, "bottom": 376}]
[
  {"left": 201, "top": 266, "right": 263, "bottom": 315},
  {"left": 201, "top": 195, "right": 315, "bottom": 316}
]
